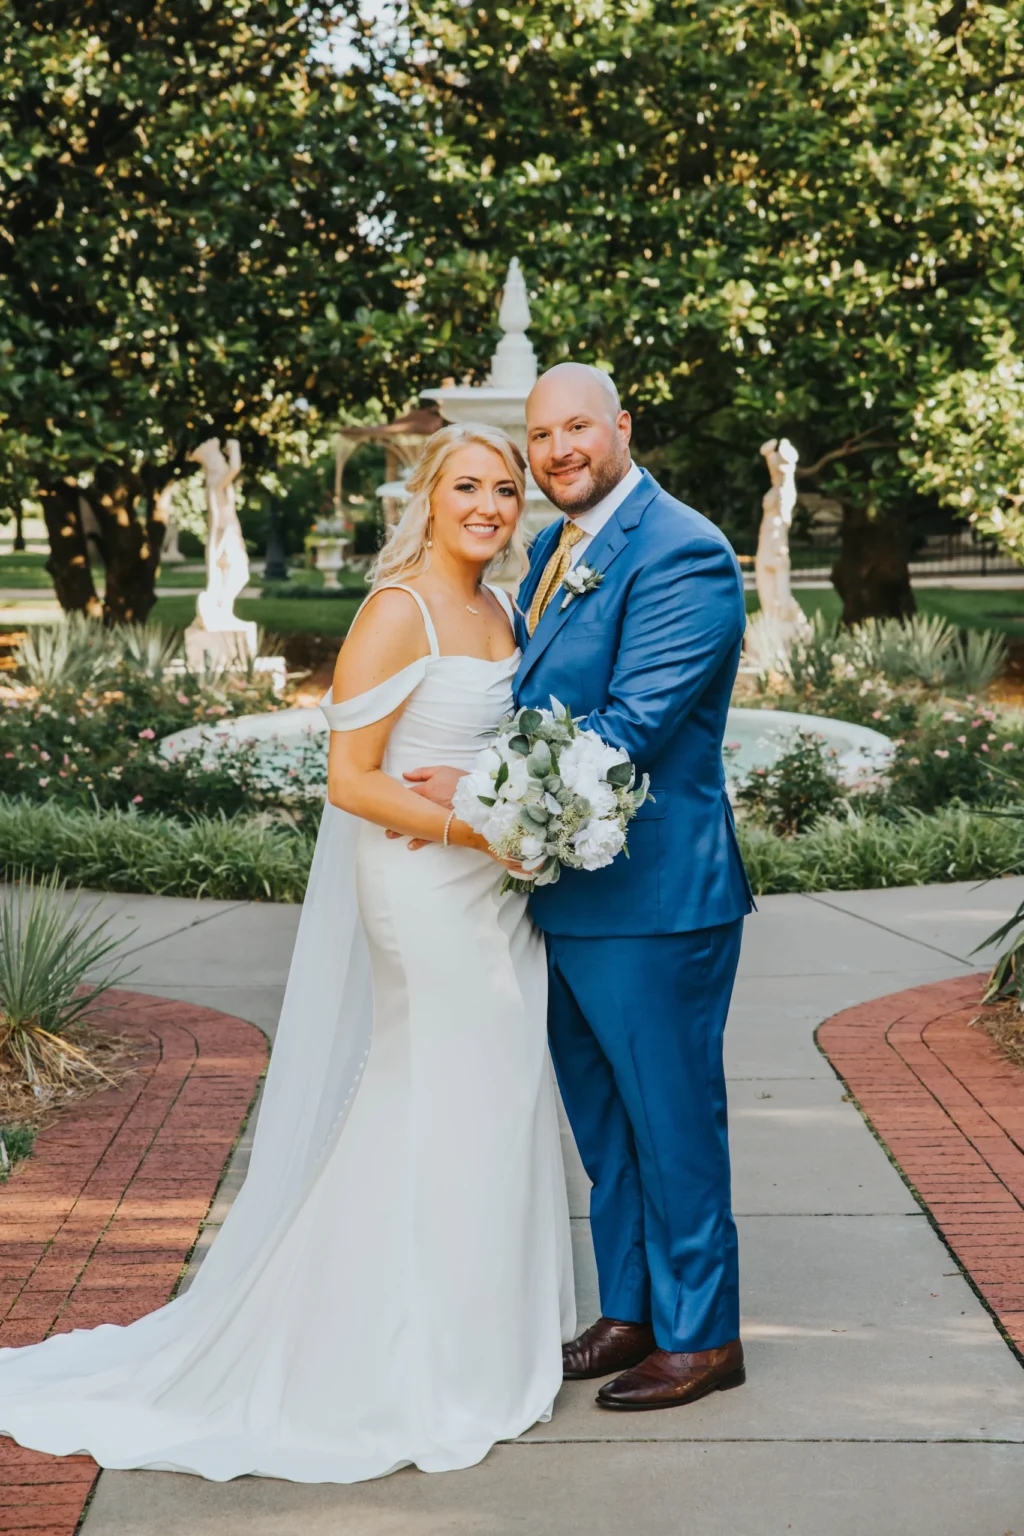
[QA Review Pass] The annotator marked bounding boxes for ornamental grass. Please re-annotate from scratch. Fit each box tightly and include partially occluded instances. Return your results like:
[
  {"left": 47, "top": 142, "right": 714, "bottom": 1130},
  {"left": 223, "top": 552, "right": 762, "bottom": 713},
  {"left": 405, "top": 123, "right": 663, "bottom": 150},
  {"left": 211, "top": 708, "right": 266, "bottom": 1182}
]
[{"left": 0, "top": 871, "right": 134, "bottom": 1091}]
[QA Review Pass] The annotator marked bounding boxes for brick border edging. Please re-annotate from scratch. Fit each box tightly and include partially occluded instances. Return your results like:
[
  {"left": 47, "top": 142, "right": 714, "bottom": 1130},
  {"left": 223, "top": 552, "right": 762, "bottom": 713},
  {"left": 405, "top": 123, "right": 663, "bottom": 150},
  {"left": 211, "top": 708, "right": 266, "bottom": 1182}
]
[
  {"left": 0, "top": 988, "right": 268, "bottom": 1536},
  {"left": 817, "top": 974, "right": 1024, "bottom": 1360}
]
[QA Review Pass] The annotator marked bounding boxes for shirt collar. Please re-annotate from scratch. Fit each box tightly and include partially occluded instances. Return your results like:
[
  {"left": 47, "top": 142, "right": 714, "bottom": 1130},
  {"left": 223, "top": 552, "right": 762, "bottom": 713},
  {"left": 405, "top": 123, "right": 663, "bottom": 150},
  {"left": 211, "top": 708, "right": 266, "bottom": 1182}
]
[{"left": 569, "top": 461, "right": 642, "bottom": 540}]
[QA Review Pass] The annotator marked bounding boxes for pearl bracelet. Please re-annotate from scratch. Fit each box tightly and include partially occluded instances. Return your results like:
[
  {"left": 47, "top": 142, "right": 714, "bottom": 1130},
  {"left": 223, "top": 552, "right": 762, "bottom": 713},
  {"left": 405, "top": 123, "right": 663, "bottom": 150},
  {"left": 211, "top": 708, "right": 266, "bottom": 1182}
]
[{"left": 443, "top": 810, "right": 456, "bottom": 847}]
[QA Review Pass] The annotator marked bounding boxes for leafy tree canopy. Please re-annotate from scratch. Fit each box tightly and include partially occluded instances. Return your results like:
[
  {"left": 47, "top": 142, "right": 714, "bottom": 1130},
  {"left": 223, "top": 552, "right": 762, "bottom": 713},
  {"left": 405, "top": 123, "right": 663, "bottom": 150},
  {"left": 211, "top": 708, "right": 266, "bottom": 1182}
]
[
  {"left": 379, "top": 0, "right": 1024, "bottom": 617},
  {"left": 0, "top": 0, "right": 400, "bottom": 619}
]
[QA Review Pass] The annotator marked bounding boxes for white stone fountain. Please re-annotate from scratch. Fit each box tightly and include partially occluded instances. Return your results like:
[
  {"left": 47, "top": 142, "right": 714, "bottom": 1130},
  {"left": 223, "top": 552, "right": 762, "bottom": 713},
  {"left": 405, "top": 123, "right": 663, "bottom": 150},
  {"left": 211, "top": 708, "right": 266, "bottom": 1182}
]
[{"left": 421, "top": 259, "right": 558, "bottom": 537}]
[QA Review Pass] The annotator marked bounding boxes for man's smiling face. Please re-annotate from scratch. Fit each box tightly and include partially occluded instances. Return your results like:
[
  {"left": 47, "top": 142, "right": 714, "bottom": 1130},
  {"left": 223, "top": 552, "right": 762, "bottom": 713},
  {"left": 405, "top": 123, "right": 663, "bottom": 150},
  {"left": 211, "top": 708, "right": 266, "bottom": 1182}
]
[{"left": 526, "top": 364, "right": 632, "bottom": 515}]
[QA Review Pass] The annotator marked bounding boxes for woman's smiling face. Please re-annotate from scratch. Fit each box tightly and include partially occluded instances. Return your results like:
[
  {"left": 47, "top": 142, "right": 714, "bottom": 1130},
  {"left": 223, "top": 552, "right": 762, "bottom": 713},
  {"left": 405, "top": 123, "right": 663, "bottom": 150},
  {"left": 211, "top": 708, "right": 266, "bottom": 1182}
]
[{"left": 429, "top": 443, "right": 522, "bottom": 567}]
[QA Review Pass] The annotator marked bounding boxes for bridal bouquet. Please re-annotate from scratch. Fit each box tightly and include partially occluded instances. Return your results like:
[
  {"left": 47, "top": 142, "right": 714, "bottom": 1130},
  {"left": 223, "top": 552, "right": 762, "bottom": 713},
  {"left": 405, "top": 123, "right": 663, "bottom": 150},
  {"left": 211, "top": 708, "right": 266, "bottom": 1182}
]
[{"left": 452, "top": 700, "right": 650, "bottom": 893}]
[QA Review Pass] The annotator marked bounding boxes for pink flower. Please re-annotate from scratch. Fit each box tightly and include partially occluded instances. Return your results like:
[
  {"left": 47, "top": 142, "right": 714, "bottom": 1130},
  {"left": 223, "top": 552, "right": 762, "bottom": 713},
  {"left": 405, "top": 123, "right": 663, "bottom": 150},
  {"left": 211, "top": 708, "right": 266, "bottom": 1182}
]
[
  {"left": 957, "top": 736, "right": 967, "bottom": 745},
  {"left": 38, "top": 777, "right": 48, "bottom": 786},
  {"left": 934, "top": 749, "right": 950, "bottom": 759},
  {"left": 909, "top": 757, "right": 920, "bottom": 766},
  {"left": 981, "top": 743, "right": 990, "bottom": 752},
  {"left": 132, "top": 794, "right": 144, "bottom": 804},
  {"left": 871, "top": 710, "right": 883, "bottom": 719},
  {"left": 58, "top": 771, "right": 67, "bottom": 778},
  {"left": 138, "top": 728, "right": 156, "bottom": 740},
  {"left": 39, "top": 750, "right": 50, "bottom": 762},
  {"left": 1003, "top": 742, "right": 1016, "bottom": 752},
  {"left": 176, "top": 692, "right": 189, "bottom": 705}
]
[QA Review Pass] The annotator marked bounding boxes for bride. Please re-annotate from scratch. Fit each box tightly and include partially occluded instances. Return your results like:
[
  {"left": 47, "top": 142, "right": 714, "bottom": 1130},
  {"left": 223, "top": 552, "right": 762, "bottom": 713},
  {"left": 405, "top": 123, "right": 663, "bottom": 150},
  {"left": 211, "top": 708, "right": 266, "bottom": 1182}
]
[{"left": 0, "top": 423, "right": 575, "bottom": 1484}]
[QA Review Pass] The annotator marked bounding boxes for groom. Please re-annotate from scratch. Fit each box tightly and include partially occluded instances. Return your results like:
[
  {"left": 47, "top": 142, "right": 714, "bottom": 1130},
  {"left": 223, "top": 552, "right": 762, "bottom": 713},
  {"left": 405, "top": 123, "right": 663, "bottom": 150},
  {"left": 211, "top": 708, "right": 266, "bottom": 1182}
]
[{"left": 412, "top": 363, "right": 754, "bottom": 1410}]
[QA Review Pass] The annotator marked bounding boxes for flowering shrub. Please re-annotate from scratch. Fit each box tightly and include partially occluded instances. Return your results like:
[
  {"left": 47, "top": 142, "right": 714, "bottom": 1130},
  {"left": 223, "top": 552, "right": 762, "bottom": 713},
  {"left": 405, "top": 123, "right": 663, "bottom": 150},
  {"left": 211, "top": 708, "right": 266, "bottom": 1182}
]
[
  {"left": 0, "top": 669, "right": 324, "bottom": 828},
  {"left": 735, "top": 731, "right": 847, "bottom": 835},
  {"left": 883, "top": 704, "right": 1024, "bottom": 813}
]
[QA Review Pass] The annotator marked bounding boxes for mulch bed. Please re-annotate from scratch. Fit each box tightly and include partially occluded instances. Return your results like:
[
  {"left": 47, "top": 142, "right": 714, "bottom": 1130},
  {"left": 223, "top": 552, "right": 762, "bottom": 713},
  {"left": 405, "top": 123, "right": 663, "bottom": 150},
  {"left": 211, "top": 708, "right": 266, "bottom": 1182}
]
[
  {"left": 0, "top": 990, "right": 267, "bottom": 1535},
  {"left": 977, "top": 998, "right": 1024, "bottom": 1076},
  {"left": 818, "top": 974, "right": 1024, "bottom": 1358}
]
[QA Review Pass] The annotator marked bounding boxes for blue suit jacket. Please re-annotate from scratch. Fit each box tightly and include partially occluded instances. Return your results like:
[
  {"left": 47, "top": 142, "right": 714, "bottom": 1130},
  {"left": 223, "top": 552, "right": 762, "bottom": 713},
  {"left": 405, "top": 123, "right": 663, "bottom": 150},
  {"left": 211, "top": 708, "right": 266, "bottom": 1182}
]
[{"left": 513, "top": 469, "right": 754, "bottom": 938}]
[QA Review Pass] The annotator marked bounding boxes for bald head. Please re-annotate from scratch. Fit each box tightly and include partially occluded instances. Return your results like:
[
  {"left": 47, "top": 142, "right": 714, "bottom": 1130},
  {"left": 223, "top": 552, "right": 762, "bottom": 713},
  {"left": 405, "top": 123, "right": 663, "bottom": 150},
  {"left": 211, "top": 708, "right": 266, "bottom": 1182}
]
[
  {"left": 526, "top": 363, "right": 632, "bottom": 514},
  {"left": 528, "top": 362, "right": 621, "bottom": 421}
]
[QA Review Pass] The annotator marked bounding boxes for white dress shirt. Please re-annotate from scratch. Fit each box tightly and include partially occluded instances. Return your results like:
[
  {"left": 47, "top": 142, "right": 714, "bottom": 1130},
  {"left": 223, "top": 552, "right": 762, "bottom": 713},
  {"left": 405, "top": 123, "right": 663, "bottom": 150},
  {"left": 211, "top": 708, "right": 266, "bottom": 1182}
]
[{"left": 566, "top": 461, "right": 643, "bottom": 567}]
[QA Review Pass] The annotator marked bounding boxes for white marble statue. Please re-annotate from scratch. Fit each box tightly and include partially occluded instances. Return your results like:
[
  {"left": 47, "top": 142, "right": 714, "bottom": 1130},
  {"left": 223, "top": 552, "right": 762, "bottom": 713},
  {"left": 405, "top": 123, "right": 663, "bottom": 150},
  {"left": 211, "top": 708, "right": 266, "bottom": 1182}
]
[
  {"left": 185, "top": 438, "right": 256, "bottom": 667},
  {"left": 755, "top": 437, "right": 810, "bottom": 640}
]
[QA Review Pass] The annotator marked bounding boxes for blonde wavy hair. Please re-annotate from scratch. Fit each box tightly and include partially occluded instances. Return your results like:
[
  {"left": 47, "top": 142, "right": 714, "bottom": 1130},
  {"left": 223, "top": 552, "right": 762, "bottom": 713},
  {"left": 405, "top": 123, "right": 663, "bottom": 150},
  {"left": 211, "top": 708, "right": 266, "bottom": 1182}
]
[{"left": 369, "top": 423, "right": 529, "bottom": 588}]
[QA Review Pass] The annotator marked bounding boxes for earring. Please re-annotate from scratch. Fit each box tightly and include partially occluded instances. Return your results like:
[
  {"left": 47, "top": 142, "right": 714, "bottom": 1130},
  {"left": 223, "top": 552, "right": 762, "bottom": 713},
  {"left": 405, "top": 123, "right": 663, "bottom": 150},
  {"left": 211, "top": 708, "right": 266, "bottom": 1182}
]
[{"left": 426, "top": 518, "right": 433, "bottom": 549}]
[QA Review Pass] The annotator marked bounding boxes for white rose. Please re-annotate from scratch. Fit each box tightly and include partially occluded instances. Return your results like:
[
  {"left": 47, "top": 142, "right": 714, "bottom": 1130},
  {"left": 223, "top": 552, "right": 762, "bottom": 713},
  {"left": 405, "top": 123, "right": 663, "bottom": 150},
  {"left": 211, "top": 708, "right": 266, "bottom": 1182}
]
[
  {"left": 519, "top": 832, "right": 546, "bottom": 860},
  {"left": 503, "top": 753, "right": 531, "bottom": 801},
  {"left": 451, "top": 770, "right": 497, "bottom": 833},
  {"left": 559, "top": 732, "right": 628, "bottom": 790},
  {"left": 572, "top": 818, "right": 626, "bottom": 872},
  {"left": 480, "top": 797, "right": 522, "bottom": 847},
  {"left": 571, "top": 770, "right": 618, "bottom": 819}
]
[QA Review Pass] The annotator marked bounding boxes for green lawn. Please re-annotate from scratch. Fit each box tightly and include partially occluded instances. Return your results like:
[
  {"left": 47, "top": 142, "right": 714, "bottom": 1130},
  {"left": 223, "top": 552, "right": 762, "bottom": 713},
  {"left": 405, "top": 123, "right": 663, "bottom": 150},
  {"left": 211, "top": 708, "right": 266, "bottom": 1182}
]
[
  {"left": 746, "top": 586, "right": 1024, "bottom": 637},
  {"left": 0, "top": 553, "right": 52, "bottom": 588},
  {"left": 6, "top": 552, "right": 1024, "bottom": 643},
  {"left": 152, "top": 593, "right": 362, "bottom": 638}
]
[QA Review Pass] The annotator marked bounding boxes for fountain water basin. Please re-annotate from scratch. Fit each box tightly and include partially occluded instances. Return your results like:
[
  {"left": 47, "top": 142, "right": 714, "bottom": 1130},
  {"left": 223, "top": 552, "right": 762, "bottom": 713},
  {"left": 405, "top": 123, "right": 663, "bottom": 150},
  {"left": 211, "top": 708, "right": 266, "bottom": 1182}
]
[{"left": 160, "top": 707, "right": 892, "bottom": 794}]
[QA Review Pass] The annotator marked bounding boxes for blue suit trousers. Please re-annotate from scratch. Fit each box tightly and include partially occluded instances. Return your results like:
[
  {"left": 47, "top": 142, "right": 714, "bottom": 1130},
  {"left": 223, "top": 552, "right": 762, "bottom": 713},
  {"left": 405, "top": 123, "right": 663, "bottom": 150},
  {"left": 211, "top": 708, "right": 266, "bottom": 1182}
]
[{"left": 546, "top": 920, "right": 743, "bottom": 1353}]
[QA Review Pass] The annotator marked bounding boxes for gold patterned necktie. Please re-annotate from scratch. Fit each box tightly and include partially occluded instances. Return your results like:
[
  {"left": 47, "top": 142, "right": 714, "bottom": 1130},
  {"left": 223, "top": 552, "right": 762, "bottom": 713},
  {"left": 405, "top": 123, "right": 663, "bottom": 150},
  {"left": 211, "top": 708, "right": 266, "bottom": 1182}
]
[{"left": 527, "top": 520, "right": 586, "bottom": 635}]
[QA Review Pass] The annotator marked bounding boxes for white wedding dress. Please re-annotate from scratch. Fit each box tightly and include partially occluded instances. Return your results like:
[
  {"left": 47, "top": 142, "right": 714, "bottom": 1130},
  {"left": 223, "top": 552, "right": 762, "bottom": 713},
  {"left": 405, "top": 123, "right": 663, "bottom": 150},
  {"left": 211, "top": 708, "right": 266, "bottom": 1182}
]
[{"left": 0, "top": 583, "right": 575, "bottom": 1483}]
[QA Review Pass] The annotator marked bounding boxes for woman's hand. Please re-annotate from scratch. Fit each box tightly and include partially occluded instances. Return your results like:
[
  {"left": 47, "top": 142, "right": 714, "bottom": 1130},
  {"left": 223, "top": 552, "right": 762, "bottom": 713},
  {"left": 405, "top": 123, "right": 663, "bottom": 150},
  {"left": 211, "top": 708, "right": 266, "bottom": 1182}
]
[{"left": 385, "top": 820, "right": 528, "bottom": 876}]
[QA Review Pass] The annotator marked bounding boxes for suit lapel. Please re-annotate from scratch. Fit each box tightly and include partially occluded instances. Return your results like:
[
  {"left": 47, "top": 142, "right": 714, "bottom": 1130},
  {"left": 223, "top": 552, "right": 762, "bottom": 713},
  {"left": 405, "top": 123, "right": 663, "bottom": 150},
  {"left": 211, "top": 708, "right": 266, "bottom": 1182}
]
[{"left": 517, "top": 470, "right": 660, "bottom": 687}]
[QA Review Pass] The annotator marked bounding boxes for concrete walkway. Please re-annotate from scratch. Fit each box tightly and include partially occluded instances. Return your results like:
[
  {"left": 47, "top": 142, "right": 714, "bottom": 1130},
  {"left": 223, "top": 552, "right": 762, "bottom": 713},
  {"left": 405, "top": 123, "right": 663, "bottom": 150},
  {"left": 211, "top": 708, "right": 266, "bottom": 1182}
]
[{"left": 71, "top": 880, "right": 1024, "bottom": 1535}]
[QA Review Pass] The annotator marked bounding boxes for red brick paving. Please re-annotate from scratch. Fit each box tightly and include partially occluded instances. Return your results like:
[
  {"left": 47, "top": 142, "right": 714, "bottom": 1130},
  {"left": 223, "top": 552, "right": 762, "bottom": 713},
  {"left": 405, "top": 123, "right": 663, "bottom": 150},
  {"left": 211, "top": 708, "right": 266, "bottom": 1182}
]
[
  {"left": 818, "top": 973, "right": 1024, "bottom": 1359},
  {"left": 0, "top": 990, "right": 267, "bottom": 1534}
]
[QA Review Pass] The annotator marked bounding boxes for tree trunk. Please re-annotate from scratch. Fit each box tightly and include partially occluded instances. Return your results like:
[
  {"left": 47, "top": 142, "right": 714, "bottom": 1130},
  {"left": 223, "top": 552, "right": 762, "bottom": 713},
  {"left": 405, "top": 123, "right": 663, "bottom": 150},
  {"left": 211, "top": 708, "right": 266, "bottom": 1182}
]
[
  {"left": 39, "top": 483, "right": 103, "bottom": 617},
  {"left": 831, "top": 501, "right": 916, "bottom": 625},
  {"left": 88, "top": 464, "right": 170, "bottom": 625}
]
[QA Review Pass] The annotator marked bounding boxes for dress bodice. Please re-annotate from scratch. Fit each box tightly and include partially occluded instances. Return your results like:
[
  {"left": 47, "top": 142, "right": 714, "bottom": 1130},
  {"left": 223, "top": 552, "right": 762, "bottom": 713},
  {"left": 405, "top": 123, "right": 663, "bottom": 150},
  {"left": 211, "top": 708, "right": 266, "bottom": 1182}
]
[{"left": 320, "top": 583, "right": 519, "bottom": 780}]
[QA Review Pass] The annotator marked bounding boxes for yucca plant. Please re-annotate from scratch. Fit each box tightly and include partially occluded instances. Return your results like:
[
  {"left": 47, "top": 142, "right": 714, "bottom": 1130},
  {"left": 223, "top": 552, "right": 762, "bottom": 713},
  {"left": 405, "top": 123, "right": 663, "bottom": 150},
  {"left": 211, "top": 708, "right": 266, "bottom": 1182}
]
[
  {"left": 784, "top": 612, "right": 844, "bottom": 695},
  {"left": 0, "top": 873, "right": 135, "bottom": 1091},
  {"left": 848, "top": 613, "right": 957, "bottom": 689},
  {"left": 15, "top": 615, "right": 111, "bottom": 694},
  {"left": 946, "top": 627, "right": 1008, "bottom": 695},
  {"left": 107, "top": 621, "right": 184, "bottom": 680}
]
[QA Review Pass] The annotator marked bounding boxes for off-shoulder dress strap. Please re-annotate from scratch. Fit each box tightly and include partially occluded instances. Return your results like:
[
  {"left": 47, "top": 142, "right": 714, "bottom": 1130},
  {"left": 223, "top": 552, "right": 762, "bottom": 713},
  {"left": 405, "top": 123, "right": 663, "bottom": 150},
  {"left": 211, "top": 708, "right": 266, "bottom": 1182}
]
[
  {"left": 363, "top": 582, "right": 440, "bottom": 658},
  {"left": 319, "top": 583, "right": 438, "bottom": 734},
  {"left": 484, "top": 582, "right": 517, "bottom": 633}
]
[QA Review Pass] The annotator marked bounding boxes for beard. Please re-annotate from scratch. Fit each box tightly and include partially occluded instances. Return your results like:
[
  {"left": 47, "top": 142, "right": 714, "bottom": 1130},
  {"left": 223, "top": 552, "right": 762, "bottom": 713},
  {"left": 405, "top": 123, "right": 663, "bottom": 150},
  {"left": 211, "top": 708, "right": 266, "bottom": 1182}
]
[{"left": 538, "top": 448, "right": 630, "bottom": 513}]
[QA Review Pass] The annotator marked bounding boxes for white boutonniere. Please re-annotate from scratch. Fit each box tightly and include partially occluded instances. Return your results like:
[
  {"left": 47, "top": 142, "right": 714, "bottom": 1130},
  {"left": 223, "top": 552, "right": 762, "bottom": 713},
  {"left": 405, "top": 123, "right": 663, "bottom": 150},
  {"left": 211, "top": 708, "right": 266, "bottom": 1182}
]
[{"left": 560, "top": 563, "right": 605, "bottom": 611}]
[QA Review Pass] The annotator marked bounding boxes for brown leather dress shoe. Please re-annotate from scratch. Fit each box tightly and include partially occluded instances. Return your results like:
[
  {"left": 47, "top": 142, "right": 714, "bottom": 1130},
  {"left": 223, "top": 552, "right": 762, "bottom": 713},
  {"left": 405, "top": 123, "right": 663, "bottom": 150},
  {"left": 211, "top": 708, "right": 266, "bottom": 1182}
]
[
  {"left": 562, "top": 1317, "right": 657, "bottom": 1380},
  {"left": 596, "top": 1339, "right": 745, "bottom": 1409}
]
